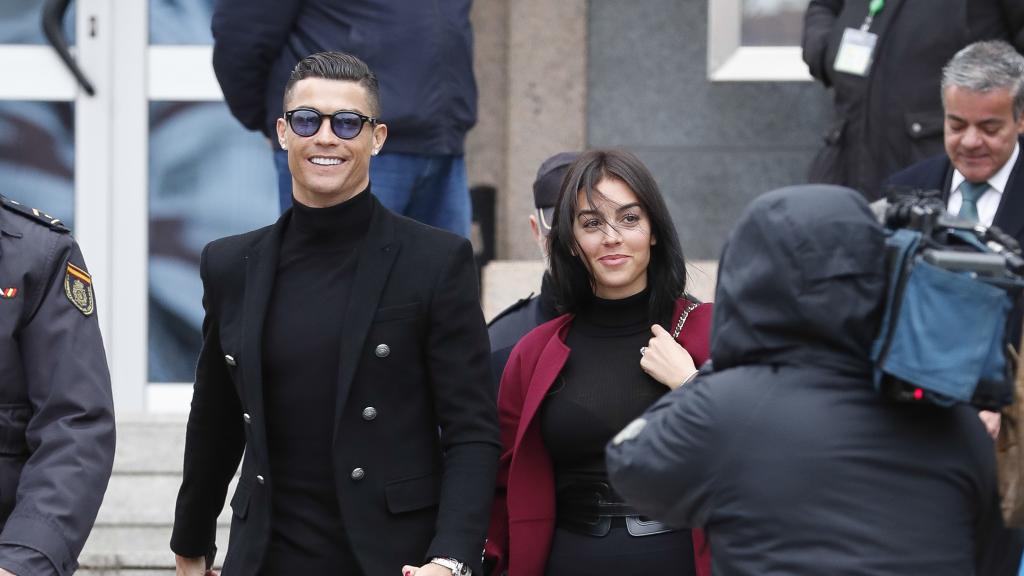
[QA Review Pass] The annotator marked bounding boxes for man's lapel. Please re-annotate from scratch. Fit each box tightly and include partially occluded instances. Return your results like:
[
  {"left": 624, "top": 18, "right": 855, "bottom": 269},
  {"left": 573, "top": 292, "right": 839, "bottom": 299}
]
[
  {"left": 240, "top": 213, "right": 286, "bottom": 424},
  {"left": 334, "top": 197, "right": 399, "bottom": 429},
  {"left": 992, "top": 136, "right": 1024, "bottom": 243},
  {"left": 941, "top": 158, "right": 955, "bottom": 204}
]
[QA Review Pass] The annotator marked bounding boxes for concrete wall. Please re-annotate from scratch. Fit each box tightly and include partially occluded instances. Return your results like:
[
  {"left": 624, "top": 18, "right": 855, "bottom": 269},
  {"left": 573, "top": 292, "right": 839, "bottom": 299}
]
[
  {"left": 466, "top": 0, "right": 588, "bottom": 262},
  {"left": 587, "top": 0, "right": 831, "bottom": 260}
]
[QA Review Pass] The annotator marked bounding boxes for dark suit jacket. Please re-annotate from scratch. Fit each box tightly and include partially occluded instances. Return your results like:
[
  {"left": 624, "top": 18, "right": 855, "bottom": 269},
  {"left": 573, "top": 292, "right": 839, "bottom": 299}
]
[
  {"left": 170, "top": 193, "right": 500, "bottom": 575},
  {"left": 886, "top": 136, "right": 1024, "bottom": 248}
]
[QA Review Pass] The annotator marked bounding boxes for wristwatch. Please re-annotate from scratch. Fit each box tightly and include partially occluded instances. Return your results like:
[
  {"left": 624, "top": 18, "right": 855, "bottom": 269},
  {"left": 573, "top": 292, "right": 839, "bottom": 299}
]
[{"left": 430, "top": 557, "right": 471, "bottom": 575}]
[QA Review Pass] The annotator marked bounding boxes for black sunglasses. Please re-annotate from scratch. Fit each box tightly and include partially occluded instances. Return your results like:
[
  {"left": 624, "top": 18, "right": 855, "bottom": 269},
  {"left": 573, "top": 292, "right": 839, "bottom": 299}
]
[{"left": 285, "top": 107, "right": 377, "bottom": 140}]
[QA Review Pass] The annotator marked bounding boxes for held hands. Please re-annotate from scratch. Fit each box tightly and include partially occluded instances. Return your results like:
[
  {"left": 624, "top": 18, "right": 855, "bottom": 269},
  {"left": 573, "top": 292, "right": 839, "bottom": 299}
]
[
  {"left": 174, "top": 554, "right": 217, "bottom": 576},
  {"left": 640, "top": 324, "right": 697, "bottom": 390},
  {"left": 402, "top": 563, "right": 454, "bottom": 576}
]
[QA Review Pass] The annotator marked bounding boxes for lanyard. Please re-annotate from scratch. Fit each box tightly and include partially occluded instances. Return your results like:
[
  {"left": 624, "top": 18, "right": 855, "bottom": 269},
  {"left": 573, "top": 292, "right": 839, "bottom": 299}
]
[{"left": 861, "top": 0, "right": 885, "bottom": 31}]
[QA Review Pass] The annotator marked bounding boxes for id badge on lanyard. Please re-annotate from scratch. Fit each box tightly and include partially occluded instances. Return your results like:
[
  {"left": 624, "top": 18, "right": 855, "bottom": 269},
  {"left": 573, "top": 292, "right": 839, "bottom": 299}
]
[{"left": 834, "top": 0, "right": 884, "bottom": 77}]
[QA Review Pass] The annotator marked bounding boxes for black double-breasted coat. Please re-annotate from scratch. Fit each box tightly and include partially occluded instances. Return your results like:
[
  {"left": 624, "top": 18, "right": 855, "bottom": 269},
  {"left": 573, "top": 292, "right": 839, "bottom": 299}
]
[{"left": 171, "top": 193, "right": 500, "bottom": 575}]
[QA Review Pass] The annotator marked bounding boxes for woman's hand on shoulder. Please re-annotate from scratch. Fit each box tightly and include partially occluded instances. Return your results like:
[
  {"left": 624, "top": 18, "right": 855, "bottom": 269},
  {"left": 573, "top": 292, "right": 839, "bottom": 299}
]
[{"left": 640, "top": 324, "right": 697, "bottom": 390}]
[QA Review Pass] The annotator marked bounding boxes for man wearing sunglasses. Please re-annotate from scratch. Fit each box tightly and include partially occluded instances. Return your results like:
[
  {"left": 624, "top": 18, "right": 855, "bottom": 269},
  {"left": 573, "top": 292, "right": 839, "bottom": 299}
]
[
  {"left": 171, "top": 52, "right": 499, "bottom": 576},
  {"left": 211, "top": 0, "right": 477, "bottom": 238}
]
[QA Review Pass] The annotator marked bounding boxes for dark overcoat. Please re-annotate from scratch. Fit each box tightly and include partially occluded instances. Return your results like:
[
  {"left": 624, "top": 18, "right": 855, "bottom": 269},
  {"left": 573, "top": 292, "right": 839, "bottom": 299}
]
[{"left": 170, "top": 193, "right": 500, "bottom": 575}]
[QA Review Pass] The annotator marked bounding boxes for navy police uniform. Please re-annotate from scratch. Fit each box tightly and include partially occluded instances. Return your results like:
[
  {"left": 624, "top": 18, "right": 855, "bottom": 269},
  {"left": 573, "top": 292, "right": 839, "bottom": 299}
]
[
  {"left": 486, "top": 272, "right": 558, "bottom": 392},
  {"left": 0, "top": 196, "right": 115, "bottom": 576}
]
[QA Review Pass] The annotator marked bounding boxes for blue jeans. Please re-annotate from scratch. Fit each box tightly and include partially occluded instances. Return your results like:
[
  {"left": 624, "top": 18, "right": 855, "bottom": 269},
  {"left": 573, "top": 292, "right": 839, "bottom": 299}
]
[{"left": 273, "top": 149, "right": 471, "bottom": 238}]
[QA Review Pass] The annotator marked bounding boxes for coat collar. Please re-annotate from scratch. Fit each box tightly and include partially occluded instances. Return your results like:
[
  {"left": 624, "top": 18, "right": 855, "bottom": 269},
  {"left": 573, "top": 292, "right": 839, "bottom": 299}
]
[
  {"left": 238, "top": 209, "right": 288, "bottom": 432},
  {"left": 514, "top": 316, "right": 572, "bottom": 451},
  {"left": 992, "top": 136, "right": 1024, "bottom": 241}
]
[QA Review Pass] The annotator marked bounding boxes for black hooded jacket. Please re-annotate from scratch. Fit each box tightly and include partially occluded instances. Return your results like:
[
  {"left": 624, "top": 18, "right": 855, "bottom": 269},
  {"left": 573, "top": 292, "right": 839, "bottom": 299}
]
[{"left": 607, "top": 186, "right": 1009, "bottom": 575}]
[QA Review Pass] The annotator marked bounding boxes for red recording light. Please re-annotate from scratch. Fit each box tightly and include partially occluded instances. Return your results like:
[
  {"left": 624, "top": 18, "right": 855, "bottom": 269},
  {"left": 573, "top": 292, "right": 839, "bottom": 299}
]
[{"left": 913, "top": 388, "right": 924, "bottom": 400}]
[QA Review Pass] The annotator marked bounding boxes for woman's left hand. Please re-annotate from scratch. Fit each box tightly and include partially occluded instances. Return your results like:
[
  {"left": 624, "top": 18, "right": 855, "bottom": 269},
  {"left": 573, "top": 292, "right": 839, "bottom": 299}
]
[{"left": 640, "top": 324, "right": 697, "bottom": 390}]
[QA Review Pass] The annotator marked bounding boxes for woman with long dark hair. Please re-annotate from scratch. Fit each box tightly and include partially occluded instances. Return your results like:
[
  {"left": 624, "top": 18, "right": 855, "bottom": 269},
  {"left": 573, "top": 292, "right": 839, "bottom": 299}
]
[{"left": 485, "top": 149, "right": 712, "bottom": 575}]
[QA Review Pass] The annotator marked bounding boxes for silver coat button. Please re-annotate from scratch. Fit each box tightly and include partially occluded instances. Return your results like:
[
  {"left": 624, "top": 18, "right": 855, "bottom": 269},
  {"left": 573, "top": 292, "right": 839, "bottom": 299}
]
[
  {"left": 911, "top": 122, "right": 922, "bottom": 134},
  {"left": 362, "top": 407, "right": 378, "bottom": 421},
  {"left": 243, "top": 413, "right": 251, "bottom": 424},
  {"left": 350, "top": 467, "right": 365, "bottom": 481},
  {"left": 224, "top": 354, "right": 237, "bottom": 367},
  {"left": 256, "top": 475, "right": 265, "bottom": 485},
  {"left": 374, "top": 344, "right": 390, "bottom": 358}
]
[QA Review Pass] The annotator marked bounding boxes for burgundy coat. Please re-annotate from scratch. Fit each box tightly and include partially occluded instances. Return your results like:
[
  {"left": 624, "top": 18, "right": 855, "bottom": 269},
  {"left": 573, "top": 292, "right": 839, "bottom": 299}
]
[{"left": 485, "top": 298, "right": 714, "bottom": 576}]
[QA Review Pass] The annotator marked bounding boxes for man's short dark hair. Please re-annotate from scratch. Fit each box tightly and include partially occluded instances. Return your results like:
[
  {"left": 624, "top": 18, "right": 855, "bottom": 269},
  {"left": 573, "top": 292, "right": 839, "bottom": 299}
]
[{"left": 283, "top": 51, "right": 381, "bottom": 116}]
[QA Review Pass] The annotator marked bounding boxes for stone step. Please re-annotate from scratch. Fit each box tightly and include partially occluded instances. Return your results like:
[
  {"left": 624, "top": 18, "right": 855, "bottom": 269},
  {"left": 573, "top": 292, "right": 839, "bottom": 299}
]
[
  {"left": 78, "top": 551, "right": 208, "bottom": 573},
  {"left": 81, "top": 415, "right": 235, "bottom": 569},
  {"left": 94, "top": 474, "right": 235, "bottom": 526},
  {"left": 112, "top": 415, "right": 188, "bottom": 474},
  {"left": 82, "top": 525, "right": 232, "bottom": 556}
]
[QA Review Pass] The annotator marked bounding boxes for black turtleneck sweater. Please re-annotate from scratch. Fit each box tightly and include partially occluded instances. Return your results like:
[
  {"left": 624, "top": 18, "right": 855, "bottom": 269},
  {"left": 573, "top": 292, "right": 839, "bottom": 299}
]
[
  {"left": 540, "top": 289, "right": 668, "bottom": 490},
  {"left": 259, "top": 189, "right": 372, "bottom": 575}
]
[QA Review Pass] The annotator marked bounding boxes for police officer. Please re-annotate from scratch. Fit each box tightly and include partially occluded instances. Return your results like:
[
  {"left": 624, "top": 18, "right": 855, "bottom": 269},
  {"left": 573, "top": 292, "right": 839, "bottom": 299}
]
[
  {"left": 487, "top": 152, "right": 578, "bottom": 391},
  {"left": 0, "top": 195, "right": 115, "bottom": 576}
]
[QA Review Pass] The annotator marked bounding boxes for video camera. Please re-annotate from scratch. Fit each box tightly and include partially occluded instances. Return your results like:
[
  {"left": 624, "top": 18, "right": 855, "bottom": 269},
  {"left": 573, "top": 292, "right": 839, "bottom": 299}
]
[{"left": 872, "top": 187, "right": 1024, "bottom": 410}]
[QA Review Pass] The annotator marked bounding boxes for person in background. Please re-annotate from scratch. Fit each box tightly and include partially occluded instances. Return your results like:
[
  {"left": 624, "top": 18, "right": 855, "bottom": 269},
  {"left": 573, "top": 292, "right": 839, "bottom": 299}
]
[
  {"left": 484, "top": 149, "right": 712, "bottom": 575},
  {"left": 886, "top": 40, "right": 1024, "bottom": 440},
  {"left": 487, "top": 151, "right": 578, "bottom": 393},
  {"left": 802, "top": 0, "right": 1024, "bottom": 200},
  {"left": 211, "top": 0, "right": 477, "bottom": 237}
]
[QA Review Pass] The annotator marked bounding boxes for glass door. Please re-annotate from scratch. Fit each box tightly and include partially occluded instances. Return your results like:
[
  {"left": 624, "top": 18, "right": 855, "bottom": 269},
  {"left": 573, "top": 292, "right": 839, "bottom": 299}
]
[
  {"left": 0, "top": 0, "right": 125, "bottom": 400},
  {"left": 143, "top": 0, "right": 277, "bottom": 410},
  {"left": 0, "top": 0, "right": 277, "bottom": 412}
]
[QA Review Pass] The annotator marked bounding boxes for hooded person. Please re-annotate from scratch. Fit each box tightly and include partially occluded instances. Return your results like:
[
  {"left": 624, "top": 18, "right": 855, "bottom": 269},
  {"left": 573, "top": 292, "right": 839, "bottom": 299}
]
[{"left": 606, "top": 184, "right": 1019, "bottom": 575}]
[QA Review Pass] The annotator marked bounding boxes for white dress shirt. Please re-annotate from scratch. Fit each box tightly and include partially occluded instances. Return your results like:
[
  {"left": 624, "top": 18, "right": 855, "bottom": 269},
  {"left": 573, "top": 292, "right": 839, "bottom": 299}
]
[{"left": 948, "top": 142, "right": 1019, "bottom": 226}]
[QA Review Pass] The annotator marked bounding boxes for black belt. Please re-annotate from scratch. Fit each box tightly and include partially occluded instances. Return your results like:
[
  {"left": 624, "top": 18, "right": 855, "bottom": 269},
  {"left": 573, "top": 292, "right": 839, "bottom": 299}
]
[{"left": 556, "top": 482, "right": 675, "bottom": 537}]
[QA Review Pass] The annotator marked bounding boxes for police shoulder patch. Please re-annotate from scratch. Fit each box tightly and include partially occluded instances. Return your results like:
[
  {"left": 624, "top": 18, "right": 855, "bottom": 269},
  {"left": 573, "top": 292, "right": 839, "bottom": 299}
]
[
  {"left": 0, "top": 195, "right": 69, "bottom": 233},
  {"left": 64, "top": 262, "right": 95, "bottom": 316}
]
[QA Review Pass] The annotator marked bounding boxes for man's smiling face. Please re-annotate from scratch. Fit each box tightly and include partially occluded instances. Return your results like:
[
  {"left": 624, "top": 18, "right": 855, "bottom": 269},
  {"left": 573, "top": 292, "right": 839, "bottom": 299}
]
[{"left": 276, "top": 77, "right": 387, "bottom": 207}]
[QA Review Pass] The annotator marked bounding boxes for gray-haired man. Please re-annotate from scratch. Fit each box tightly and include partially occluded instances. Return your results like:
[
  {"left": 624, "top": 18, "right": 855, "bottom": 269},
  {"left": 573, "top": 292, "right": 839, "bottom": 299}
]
[
  {"left": 887, "top": 40, "right": 1024, "bottom": 251},
  {"left": 886, "top": 40, "right": 1024, "bottom": 574}
]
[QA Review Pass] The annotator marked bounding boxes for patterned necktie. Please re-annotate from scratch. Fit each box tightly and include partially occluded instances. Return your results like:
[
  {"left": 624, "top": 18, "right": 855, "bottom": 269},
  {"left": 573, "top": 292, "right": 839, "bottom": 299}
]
[{"left": 957, "top": 180, "right": 988, "bottom": 222}]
